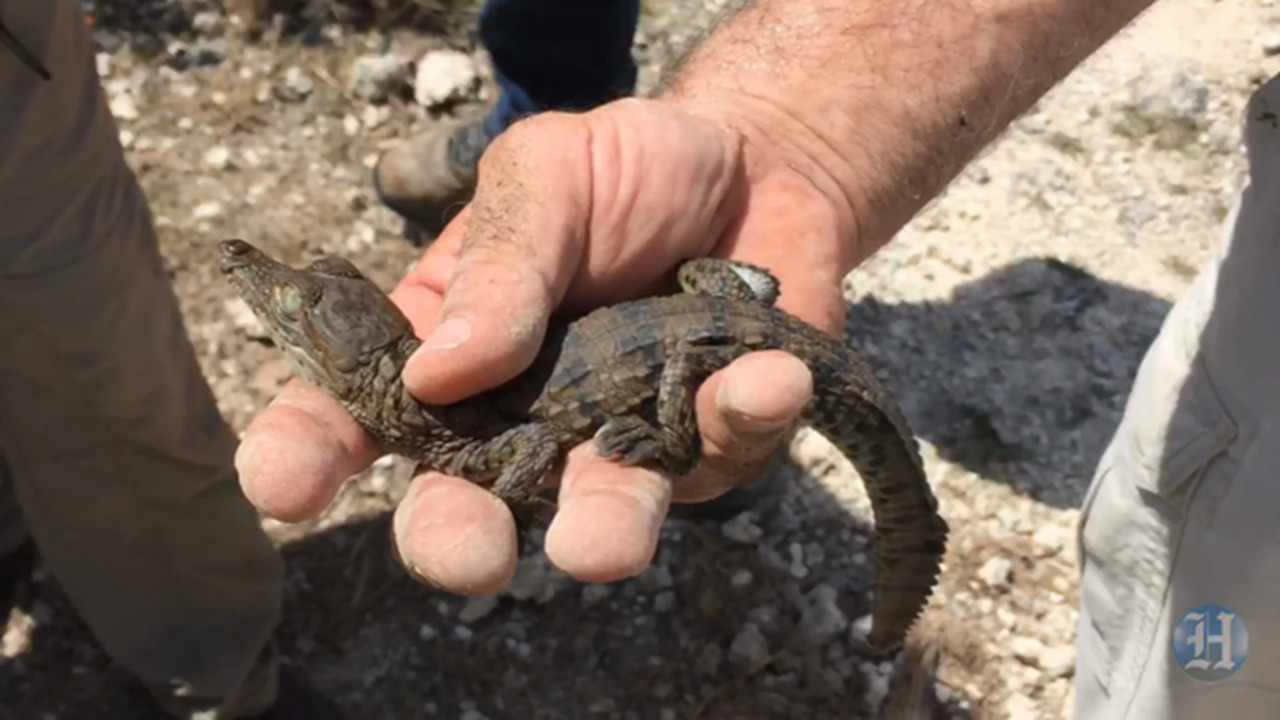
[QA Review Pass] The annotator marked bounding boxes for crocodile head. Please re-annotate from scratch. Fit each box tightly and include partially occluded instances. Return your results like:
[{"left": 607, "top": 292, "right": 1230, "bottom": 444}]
[{"left": 218, "top": 238, "right": 417, "bottom": 407}]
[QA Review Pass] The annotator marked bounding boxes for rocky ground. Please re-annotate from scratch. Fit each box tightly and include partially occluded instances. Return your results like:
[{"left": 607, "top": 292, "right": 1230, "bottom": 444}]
[{"left": 4, "top": 0, "right": 1280, "bottom": 718}]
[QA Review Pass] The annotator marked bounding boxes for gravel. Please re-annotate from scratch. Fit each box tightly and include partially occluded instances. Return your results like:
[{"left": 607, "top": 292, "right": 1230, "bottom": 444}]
[
  {"left": 413, "top": 48, "right": 481, "bottom": 108},
  {"left": 5, "top": 0, "right": 1279, "bottom": 718},
  {"left": 347, "top": 53, "right": 412, "bottom": 103}
]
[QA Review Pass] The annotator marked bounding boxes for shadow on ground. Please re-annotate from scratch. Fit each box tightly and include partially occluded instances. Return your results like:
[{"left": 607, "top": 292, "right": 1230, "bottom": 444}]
[
  {"left": 0, "top": 473, "right": 968, "bottom": 719},
  {"left": 843, "top": 257, "right": 1172, "bottom": 509}
]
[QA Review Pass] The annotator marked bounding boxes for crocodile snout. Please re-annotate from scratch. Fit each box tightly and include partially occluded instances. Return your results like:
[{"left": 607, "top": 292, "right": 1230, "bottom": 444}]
[{"left": 218, "top": 239, "right": 255, "bottom": 273}]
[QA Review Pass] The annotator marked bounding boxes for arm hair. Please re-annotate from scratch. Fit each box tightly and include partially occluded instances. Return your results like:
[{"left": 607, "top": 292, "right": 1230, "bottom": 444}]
[{"left": 660, "top": 0, "right": 1159, "bottom": 265}]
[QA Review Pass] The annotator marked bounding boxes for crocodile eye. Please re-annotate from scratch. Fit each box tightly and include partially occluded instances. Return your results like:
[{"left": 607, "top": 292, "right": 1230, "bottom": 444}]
[
  {"left": 307, "top": 256, "right": 365, "bottom": 279},
  {"left": 274, "top": 284, "right": 303, "bottom": 317}
]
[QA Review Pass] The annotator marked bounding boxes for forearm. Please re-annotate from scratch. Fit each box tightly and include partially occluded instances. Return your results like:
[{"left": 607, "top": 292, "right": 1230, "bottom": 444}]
[{"left": 661, "top": 0, "right": 1158, "bottom": 268}]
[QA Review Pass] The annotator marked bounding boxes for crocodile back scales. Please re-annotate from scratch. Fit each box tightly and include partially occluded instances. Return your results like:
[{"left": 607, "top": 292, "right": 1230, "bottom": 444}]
[{"left": 518, "top": 293, "right": 948, "bottom": 651}]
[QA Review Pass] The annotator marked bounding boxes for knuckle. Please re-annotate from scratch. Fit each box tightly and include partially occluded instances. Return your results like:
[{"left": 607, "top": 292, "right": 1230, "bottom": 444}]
[
  {"left": 677, "top": 441, "right": 790, "bottom": 503},
  {"left": 674, "top": 463, "right": 748, "bottom": 503},
  {"left": 465, "top": 115, "right": 591, "bottom": 261},
  {"left": 714, "top": 418, "right": 800, "bottom": 465},
  {"left": 601, "top": 96, "right": 659, "bottom": 120},
  {"left": 485, "top": 110, "right": 586, "bottom": 160},
  {"left": 609, "top": 96, "right": 654, "bottom": 112}
]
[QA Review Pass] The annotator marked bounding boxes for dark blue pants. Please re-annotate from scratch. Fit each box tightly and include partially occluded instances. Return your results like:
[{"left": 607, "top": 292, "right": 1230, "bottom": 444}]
[{"left": 478, "top": 0, "right": 641, "bottom": 138}]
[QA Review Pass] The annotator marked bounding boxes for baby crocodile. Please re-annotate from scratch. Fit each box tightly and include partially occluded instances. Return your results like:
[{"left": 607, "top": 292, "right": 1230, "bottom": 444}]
[{"left": 219, "top": 238, "right": 948, "bottom": 653}]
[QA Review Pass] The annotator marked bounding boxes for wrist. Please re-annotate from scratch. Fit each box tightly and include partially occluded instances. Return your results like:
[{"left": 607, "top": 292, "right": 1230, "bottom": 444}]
[{"left": 657, "top": 0, "right": 1159, "bottom": 268}]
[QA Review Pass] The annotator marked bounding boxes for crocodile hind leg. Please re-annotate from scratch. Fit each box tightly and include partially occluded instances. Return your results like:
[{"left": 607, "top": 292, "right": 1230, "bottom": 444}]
[
  {"left": 677, "top": 258, "right": 780, "bottom": 306},
  {"left": 594, "top": 341, "right": 727, "bottom": 479},
  {"left": 653, "top": 346, "right": 713, "bottom": 477}
]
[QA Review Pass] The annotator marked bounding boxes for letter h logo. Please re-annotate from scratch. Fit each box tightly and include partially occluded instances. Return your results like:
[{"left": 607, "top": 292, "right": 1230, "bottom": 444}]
[{"left": 1173, "top": 603, "right": 1249, "bottom": 681}]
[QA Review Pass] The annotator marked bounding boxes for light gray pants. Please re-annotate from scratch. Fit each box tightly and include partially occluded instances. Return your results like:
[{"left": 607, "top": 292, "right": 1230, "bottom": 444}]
[
  {"left": 0, "top": 2, "right": 282, "bottom": 716},
  {"left": 1075, "top": 74, "right": 1280, "bottom": 717}
]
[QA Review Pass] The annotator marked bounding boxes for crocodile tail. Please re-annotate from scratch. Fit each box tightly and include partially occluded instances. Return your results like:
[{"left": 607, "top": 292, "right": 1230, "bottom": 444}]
[
  {"left": 800, "top": 348, "right": 949, "bottom": 653},
  {"left": 878, "top": 634, "right": 944, "bottom": 720}
]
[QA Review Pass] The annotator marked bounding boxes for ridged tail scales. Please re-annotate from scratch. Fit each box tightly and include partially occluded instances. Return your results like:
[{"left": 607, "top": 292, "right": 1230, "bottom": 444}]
[
  {"left": 786, "top": 326, "right": 949, "bottom": 655},
  {"left": 673, "top": 256, "right": 948, "bottom": 653}
]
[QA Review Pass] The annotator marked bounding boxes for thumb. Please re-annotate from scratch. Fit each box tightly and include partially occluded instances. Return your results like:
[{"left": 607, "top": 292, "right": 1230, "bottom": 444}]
[
  {"left": 673, "top": 350, "right": 814, "bottom": 503},
  {"left": 703, "top": 350, "right": 814, "bottom": 461},
  {"left": 403, "top": 252, "right": 558, "bottom": 405},
  {"left": 401, "top": 114, "right": 592, "bottom": 404}
]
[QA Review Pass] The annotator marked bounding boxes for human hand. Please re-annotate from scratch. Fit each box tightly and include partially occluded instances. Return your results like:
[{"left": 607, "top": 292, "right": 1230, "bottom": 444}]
[{"left": 235, "top": 97, "right": 858, "bottom": 595}]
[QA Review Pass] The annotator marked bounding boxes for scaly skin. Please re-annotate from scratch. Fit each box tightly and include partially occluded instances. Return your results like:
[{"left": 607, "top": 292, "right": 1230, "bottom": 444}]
[{"left": 219, "top": 238, "right": 948, "bottom": 653}]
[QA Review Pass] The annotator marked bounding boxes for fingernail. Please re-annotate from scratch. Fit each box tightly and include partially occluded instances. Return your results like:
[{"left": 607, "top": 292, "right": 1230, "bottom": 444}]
[{"left": 422, "top": 316, "right": 472, "bottom": 351}]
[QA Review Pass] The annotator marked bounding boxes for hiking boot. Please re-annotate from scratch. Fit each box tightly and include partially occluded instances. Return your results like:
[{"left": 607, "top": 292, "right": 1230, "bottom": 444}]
[
  {"left": 372, "top": 116, "right": 495, "bottom": 243},
  {"left": 244, "top": 665, "right": 347, "bottom": 720}
]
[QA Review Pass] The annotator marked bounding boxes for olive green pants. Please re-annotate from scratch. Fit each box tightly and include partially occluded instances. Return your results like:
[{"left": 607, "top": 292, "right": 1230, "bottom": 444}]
[
  {"left": 1075, "top": 74, "right": 1280, "bottom": 718},
  {"left": 0, "top": 2, "right": 282, "bottom": 716}
]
